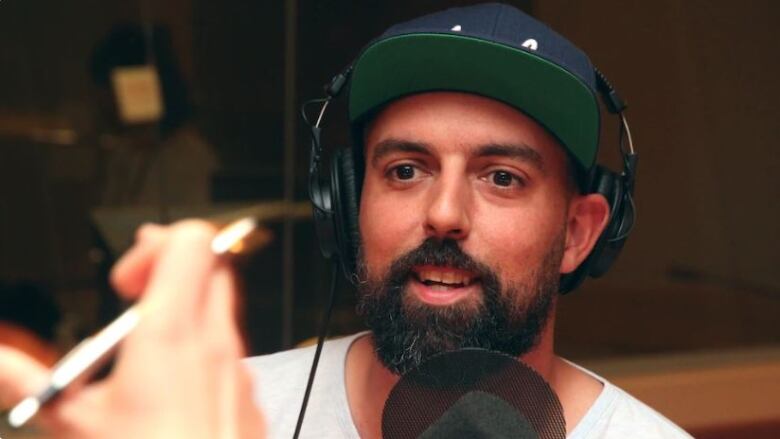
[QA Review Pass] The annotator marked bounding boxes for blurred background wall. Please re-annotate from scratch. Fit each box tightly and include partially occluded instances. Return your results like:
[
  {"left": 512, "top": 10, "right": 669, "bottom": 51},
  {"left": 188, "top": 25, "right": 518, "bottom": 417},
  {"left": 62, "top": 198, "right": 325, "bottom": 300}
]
[{"left": 0, "top": 1, "right": 777, "bottom": 436}]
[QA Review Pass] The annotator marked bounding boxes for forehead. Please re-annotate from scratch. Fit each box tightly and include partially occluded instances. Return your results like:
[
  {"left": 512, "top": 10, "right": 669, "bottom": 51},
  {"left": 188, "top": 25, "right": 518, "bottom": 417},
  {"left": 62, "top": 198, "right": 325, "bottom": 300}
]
[{"left": 363, "top": 92, "right": 567, "bottom": 164}]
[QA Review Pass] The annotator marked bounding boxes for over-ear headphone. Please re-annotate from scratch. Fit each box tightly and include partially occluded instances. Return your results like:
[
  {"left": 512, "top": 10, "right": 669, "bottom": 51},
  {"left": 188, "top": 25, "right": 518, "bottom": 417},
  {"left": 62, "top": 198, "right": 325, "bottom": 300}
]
[
  {"left": 304, "top": 66, "right": 638, "bottom": 293},
  {"left": 558, "top": 70, "right": 638, "bottom": 293},
  {"left": 305, "top": 67, "right": 362, "bottom": 282}
]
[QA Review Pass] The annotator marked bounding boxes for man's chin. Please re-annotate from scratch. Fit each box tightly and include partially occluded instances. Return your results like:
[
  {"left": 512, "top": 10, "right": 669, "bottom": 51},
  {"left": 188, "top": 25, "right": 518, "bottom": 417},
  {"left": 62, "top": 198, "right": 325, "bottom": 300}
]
[{"left": 355, "top": 236, "right": 562, "bottom": 375}]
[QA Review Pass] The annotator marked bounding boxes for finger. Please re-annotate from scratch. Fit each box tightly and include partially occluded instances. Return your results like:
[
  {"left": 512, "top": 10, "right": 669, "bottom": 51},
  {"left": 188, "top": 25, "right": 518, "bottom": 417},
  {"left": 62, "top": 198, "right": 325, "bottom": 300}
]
[
  {"left": 135, "top": 222, "right": 165, "bottom": 240},
  {"left": 202, "top": 266, "right": 243, "bottom": 357},
  {"left": 134, "top": 220, "right": 219, "bottom": 341},
  {"left": 235, "top": 364, "right": 267, "bottom": 439},
  {"left": 201, "top": 267, "right": 267, "bottom": 438},
  {"left": 110, "top": 223, "right": 168, "bottom": 300},
  {"left": 200, "top": 225, "right": 274, "bottom": 355},
  {"left": 0, "top": 345, "right": 48, "bottom": 409},
  {"left": 215, "top": 362, "right": 266, "bottom": 439}
]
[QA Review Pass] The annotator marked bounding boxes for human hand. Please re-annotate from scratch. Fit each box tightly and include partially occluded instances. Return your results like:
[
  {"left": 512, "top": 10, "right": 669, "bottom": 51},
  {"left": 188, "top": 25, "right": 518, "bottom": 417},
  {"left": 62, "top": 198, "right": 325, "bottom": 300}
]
[{"left": 0, "top": 220, "right": 266, "bottom": 439}]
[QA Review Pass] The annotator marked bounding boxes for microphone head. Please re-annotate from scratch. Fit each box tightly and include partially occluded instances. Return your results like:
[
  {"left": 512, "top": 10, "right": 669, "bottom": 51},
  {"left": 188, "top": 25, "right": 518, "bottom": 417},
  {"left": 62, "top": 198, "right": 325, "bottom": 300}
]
[
  {"left": 419, "top": 391, "right": 538, "bottom": 439},
  {"left": 382, "top": 349, "right": 566, "bottom": 439}
]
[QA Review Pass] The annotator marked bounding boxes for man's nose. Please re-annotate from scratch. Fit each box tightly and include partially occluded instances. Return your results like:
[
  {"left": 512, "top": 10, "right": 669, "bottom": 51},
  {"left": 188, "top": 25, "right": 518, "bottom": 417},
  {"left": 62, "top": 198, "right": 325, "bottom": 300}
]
[{"left": 424, "top": 174, "right": 471, "bottom": 240}]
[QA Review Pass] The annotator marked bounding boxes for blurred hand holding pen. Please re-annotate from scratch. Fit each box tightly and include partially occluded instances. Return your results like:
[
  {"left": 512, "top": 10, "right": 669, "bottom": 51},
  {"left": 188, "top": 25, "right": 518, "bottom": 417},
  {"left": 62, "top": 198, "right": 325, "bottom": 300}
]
[{"left": 1, "top": 215, "right": 273, "bottom": 436}]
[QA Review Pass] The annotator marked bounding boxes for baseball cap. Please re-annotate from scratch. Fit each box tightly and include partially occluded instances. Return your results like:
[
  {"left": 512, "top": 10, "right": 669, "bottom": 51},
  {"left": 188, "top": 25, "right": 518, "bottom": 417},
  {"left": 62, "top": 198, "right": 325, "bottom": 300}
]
[{"left": 348, "top": 2, "right": 601, "bottom": 171}]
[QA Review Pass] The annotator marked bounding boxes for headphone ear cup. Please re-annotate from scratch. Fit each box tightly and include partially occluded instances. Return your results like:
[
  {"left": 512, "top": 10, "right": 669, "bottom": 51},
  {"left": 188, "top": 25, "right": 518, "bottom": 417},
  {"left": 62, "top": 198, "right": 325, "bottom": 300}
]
[
  {"left": 586, "top": 169, "right": 624, "bottom": 277},
  {"left": 589, "top": 172, "right": 633, "bottom": 277},
  {"left": 311, "top": 168, "right": 339, "bottom": 259},
  {"left": 559, "top": 166, "right": 624, "bottom": 293},
  {"left": 330, "top": 147, "right": 362, "bottom": 281}
]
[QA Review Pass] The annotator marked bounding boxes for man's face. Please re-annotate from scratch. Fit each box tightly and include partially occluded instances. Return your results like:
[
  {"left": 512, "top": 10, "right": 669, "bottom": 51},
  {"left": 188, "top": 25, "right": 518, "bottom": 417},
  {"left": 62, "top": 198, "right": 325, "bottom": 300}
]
[{"left": 356, "top": 92, "right": 578, "bottom": 374}]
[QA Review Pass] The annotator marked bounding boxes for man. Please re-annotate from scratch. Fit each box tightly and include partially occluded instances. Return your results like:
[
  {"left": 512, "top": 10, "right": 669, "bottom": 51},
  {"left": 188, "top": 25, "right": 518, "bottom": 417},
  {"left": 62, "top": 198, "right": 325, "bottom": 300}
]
[
  {"left": 247, "top": 3, "right": 690, "bottom": 438},
  {"left": 0, "top": 4, "right": 690, "bottom": 439}
]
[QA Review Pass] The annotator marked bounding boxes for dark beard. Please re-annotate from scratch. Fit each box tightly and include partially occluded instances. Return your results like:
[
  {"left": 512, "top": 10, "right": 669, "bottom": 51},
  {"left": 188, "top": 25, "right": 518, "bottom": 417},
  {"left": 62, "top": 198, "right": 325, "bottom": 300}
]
[{"left": 356, "top": 237, "right": 562, "bottom": 375}]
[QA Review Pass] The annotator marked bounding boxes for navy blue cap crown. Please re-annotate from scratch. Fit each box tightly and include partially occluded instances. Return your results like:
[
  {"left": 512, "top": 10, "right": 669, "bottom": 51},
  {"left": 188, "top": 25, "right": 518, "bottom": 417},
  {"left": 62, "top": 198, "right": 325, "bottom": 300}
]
[
  {"left": 348, "top": 2, "right": 604, "bottom": 171},
  {"left": 377, "top": 3, "right": 597, "bottom": 93}
]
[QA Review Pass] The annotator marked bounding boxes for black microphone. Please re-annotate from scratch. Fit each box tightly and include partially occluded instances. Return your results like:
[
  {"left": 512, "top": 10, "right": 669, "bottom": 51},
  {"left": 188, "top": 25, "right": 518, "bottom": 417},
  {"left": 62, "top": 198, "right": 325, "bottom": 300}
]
[
  {"left": 419, "top": 391, "right": 538, "bottom": 439},
  {"left": 382, "top": 349, "right": 566, "bottom": 439}
]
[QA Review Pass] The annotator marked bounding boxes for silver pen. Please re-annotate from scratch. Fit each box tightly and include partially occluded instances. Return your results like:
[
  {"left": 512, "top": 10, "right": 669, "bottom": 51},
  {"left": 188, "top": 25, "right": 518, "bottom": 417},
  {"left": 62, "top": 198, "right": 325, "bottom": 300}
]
[{"left": 7, "top": 217, "right": 260, "bottom": 428}]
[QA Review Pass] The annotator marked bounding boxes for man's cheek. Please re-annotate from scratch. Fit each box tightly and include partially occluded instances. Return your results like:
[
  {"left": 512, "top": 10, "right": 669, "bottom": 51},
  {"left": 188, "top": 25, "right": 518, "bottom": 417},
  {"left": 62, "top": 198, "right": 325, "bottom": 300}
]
[
  {"left": 363, "top": 223, "right": 407, "bottom": 265},
  {"left": 359, "top": 240, "right": 396, "bottom": 283}
]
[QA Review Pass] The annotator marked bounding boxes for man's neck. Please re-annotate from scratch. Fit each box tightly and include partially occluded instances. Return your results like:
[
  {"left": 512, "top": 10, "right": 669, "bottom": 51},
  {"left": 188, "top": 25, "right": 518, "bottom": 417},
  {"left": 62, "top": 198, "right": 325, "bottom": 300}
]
[
  {"left": 344, "top": 332, "right": 603, "bottom": 438},
  {"left": 344, "top": 335, "right": 397, "bottom": 439}
]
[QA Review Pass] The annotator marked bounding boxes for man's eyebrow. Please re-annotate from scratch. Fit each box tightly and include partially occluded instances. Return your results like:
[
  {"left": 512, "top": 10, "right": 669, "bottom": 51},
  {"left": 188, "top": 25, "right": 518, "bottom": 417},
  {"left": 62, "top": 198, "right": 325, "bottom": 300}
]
[
  {"left": 475, "top": 143, "right": 545, "bottom": 172},
  {"left": 370, "top": 138, "right": 431, "bottom": 167}
]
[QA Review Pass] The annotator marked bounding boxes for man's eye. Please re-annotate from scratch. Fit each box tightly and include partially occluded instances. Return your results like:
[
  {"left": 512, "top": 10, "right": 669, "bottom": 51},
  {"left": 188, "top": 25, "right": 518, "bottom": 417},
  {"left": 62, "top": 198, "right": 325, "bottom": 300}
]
[
  {"left": 491, "top": 171, "right": 518, "bottom": 187},
  {"left": 393, "top": 165, "right": 416, "bottom": 180}
]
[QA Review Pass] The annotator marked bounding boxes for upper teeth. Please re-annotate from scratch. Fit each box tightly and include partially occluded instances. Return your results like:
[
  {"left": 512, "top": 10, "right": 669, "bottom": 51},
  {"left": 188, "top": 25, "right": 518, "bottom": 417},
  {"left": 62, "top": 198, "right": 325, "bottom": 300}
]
[{"left": 418, "top": 268, "right": 473, "bottom": 286}]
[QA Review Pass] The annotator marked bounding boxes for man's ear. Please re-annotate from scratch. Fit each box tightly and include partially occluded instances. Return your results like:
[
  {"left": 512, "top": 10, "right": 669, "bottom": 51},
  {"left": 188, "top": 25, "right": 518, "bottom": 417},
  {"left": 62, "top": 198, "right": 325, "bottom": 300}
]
[{"left": 560, "top": 193, "right": 611, "bottom": 274}]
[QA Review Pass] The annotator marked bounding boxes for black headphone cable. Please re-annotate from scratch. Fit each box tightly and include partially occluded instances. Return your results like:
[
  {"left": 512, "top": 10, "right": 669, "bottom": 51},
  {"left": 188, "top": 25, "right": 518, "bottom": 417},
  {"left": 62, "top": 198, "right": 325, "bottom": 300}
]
[{"left": 292, "top": 261, "right": 340, "bottom": 439}]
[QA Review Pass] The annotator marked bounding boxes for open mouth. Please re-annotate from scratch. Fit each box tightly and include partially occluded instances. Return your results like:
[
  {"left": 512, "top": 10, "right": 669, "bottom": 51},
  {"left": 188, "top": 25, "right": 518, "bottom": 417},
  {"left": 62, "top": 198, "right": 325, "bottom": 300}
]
[{"left": 411, "top": 265, "right": 480, "bottom": 290}]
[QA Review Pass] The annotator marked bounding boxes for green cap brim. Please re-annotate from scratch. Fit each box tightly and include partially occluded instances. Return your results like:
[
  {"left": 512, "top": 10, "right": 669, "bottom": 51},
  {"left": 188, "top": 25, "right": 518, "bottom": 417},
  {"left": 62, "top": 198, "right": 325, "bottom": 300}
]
[{"left": 348, "top": 34, "right": 600, "bottom": 170}]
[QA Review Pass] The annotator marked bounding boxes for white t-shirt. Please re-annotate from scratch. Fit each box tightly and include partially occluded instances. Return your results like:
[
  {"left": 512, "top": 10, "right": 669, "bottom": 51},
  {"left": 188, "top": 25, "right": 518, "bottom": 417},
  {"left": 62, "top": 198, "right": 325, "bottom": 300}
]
[{"left": 244, "top": 333, "right": 692, "bottom": 438}]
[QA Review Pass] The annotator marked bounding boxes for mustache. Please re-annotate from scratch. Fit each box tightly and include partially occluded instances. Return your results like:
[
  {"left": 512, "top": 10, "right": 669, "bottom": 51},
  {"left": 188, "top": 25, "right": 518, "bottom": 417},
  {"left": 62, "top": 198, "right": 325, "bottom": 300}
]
[
  {"left": 356, "top": 236, "right": 562, "bottom": 375},
  {"left": 385, "top": 238, "right": 495, "bottom": 284}
]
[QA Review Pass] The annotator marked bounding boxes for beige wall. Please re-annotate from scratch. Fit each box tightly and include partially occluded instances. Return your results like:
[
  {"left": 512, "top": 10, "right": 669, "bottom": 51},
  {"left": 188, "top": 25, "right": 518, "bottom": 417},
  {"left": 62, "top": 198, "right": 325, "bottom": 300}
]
[{"left": 535, "top": 1, "right": 780, "bottom": 352}]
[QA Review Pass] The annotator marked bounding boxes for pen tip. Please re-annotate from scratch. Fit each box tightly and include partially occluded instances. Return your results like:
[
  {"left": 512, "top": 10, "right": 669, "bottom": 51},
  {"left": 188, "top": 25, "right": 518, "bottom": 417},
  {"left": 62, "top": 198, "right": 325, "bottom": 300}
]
[
  {"left": 211, "top": 217, "right": 257, "bottom": 255},
  {"left": 8, "top": 397, "right": 40, "bottom": 428}
]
